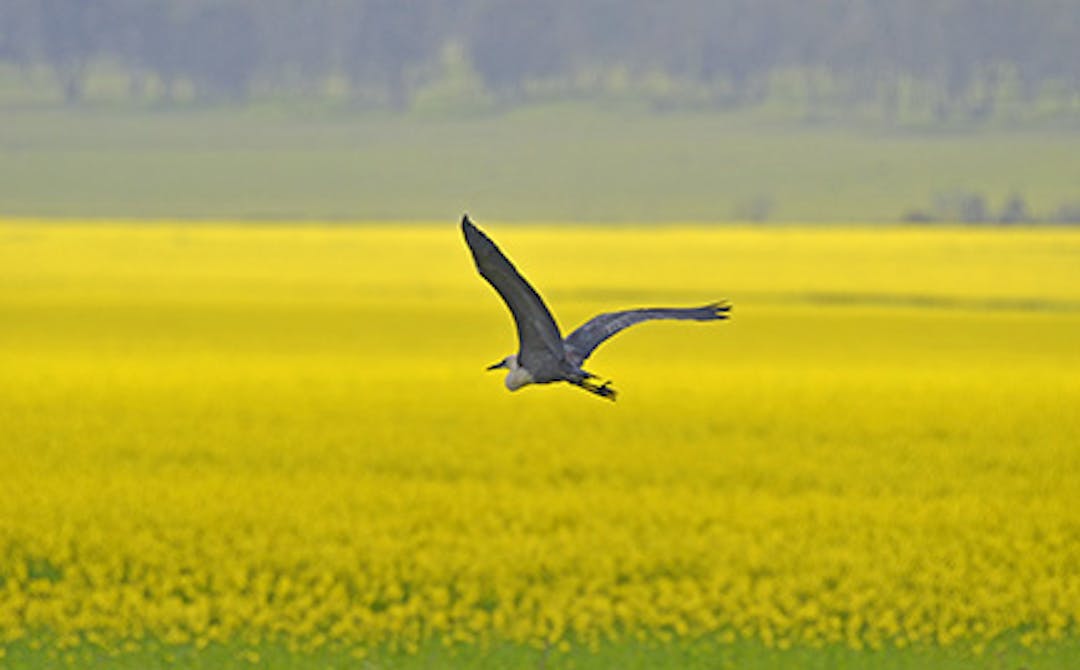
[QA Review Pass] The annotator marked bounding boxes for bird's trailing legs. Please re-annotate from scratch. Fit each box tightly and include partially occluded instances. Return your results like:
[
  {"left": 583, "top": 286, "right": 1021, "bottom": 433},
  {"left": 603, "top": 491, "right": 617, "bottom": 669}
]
[{"left": 573, "top": 377, "right": 617, "bottom": 401}]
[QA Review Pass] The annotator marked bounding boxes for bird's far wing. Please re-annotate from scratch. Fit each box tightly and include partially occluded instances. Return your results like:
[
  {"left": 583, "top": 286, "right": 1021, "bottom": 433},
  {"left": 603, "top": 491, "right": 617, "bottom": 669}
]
[
  {"left": 564, "top": 303, "right": 731, "bottom": 366},
  {"left": 461, "top": 216, "right": 565, "bottom": 365}
]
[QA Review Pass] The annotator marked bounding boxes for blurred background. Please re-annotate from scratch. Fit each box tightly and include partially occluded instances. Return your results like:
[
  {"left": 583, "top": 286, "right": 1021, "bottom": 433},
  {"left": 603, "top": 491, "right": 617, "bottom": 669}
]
[{"left": 1, "top": 0, "right": 1078, "bottom": 222}]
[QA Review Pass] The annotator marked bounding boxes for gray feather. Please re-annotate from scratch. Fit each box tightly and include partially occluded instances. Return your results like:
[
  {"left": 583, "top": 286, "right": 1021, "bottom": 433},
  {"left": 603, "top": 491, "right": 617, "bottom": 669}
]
[
  {"left": 564, "top": 303, "right": 731, "bottom": 366},
  {"left": 461, "top": 216, "right": 566, "bottom": 368}
]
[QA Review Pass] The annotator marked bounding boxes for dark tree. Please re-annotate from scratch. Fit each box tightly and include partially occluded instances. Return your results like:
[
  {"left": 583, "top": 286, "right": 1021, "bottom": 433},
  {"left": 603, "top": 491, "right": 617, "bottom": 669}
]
[
  {"left": 467, "top": 0, "right": 571, "bottom": 102},
  {"left": 345, "top": 0, "right": 440, "bottom": 110},
  {"left": 256, "top": 2, "right": 338, "bottom": 97},
  {"left": 999, "top": 193, "right": 1030, "bottom": 224},
  {"left": 702, "top": 2, "right": 784, "bottom": 106},
  {"left": 0, "top": 0, "right": 38, "bottom": 70},
  {"left": 183, "top": 4, "right": 260, "bottom": 101},
  {"left": 39, "top": 0, "right": 102, "bottom": 103}
]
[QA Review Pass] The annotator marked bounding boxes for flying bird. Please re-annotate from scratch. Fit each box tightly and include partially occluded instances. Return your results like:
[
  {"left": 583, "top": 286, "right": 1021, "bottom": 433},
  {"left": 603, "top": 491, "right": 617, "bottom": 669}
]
[{"left": 461, "top": 215, "right": 730, "bottom": 400}]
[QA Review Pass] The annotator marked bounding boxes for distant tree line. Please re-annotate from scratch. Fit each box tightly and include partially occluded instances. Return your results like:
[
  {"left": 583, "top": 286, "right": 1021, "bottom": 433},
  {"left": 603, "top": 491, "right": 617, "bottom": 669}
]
[
  {"left": 903, "top": 191, "right": 1080, "bottom": 224},
  {"left": 1, "top": 0, "right": 1077, "bottom": 120}
]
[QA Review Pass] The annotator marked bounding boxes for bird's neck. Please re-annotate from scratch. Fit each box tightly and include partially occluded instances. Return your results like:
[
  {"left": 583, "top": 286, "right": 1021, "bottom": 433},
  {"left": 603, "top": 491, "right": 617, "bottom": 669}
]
[{"left": 504, "top": 357, "right": 533, "bottom": 391}]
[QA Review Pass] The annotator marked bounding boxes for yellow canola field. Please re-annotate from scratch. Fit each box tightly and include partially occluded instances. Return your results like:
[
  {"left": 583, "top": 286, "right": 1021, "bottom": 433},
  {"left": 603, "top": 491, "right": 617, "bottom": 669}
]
[{"left": 1, "top": 221, "right": 1078, "bottom": 655}]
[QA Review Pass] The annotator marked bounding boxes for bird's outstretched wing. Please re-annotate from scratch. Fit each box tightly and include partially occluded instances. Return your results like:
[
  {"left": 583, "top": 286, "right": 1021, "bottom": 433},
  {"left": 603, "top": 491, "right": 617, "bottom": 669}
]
[
  {"left": 564, "top": 303, "right": 731, "bottom": 366},
  {"left": 461, "top": 216, "right": 565, "bottom": 366}
]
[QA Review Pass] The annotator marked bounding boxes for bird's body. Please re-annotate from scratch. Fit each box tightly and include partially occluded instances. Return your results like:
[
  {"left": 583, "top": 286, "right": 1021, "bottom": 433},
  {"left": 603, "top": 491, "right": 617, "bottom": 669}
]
[{"left": 462, "top": 215, "right": 730, "bottom": 400}]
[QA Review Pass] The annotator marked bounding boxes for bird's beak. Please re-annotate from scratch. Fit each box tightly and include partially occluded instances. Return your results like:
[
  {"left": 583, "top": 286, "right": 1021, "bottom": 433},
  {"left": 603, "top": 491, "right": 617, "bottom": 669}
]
[{"left": 486, "top": 360, "right": 507, "bottom": 371}]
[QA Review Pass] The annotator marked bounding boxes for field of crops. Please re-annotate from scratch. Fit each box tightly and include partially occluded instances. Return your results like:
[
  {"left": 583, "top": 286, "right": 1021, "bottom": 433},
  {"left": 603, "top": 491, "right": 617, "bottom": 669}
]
[{"left": 1, "top": 221, "right": 1078, "bottom": 668}]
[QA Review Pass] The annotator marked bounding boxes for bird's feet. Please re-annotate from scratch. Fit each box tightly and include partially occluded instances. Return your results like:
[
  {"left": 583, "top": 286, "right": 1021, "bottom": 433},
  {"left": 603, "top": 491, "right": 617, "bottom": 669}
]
[{"left": 578, "top": 378, "right": 617, "bottom": 401}]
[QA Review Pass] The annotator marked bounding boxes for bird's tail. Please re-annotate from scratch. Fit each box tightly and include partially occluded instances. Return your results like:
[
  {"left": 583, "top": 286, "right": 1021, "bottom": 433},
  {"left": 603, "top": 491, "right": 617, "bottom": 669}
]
[{"left": 573, "top": 378, "right": 617, "bottom": 401}]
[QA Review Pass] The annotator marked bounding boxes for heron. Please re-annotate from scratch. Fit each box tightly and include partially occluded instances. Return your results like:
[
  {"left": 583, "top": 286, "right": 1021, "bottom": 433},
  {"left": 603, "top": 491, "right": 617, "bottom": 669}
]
[{"left": 462, "top": 215, "right": 730, "bottom": 400}]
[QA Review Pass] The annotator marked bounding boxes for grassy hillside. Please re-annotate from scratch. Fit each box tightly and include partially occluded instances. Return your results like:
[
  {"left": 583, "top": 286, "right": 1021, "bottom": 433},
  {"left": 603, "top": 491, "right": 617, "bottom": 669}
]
[{"left": 1, "top": 106, "right": 1077, "bottom": 222}]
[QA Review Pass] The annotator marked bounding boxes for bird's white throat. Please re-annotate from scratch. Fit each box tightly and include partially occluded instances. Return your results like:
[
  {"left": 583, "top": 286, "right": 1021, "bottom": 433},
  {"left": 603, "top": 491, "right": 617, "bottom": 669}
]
[{"left": 502, "top": 355, "right": 534, "bottom": 391}]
